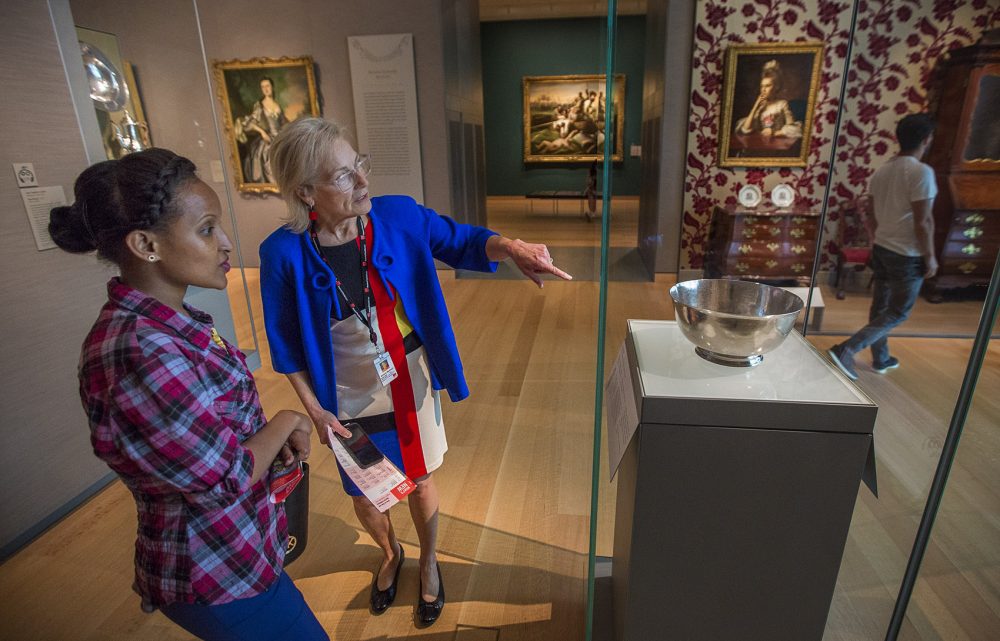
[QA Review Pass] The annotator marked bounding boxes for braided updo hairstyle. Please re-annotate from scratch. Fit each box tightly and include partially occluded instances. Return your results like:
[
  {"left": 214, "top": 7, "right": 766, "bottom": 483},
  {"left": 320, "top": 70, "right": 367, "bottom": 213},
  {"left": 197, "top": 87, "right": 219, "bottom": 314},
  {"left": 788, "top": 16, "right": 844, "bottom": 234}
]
[{"left": 48, "top": 148, "right": 198, "bottom": 265}]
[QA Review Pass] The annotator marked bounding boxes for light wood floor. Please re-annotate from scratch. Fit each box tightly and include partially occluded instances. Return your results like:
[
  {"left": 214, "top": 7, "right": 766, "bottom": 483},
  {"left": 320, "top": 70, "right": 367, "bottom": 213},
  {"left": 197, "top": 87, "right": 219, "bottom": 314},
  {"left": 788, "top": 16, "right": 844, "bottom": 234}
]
[
  {"left": 486, "top": 195, "right": 639, "bottom": 248},
  {"left": 1, "top": 238, "right": 997, "bottom": 639},
  {"left": 810, "top": 281, "right": 998, "bottom": 338}
]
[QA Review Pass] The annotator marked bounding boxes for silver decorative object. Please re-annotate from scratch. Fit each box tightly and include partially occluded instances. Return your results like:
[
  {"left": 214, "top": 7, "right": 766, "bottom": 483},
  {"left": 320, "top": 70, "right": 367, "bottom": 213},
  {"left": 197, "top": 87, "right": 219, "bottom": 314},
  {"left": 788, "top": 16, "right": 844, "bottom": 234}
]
[
  {"left": 669, "top": 279, "right": 803, "bottom": 367},
  {"left": 80, "top": 42, "right": 129, "bottom": 112},
  {"left": 111, "top": 110, "right": 148, "bottom": 155},
  {"left": 80, "top": 41, "right": 148, "bottom": 154}
]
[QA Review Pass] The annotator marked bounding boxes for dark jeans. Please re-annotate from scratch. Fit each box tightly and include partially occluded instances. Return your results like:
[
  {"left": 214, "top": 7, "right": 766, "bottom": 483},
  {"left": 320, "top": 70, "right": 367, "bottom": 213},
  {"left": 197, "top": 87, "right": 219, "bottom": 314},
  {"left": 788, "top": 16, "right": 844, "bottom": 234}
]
[
  {"left": 839, "top": 244, "right": 924, "bottom": 365},
  {"left": 160, "top": 572, "right": 329, "bottom": 641}
]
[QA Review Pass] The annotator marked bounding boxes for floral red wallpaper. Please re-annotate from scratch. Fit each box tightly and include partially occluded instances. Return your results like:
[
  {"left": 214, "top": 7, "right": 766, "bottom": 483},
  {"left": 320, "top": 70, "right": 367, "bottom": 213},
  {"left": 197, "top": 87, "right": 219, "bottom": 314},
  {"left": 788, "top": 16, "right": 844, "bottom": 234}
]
[{"left": 681, "top": 0, "right": 1000, "bottom": 271}]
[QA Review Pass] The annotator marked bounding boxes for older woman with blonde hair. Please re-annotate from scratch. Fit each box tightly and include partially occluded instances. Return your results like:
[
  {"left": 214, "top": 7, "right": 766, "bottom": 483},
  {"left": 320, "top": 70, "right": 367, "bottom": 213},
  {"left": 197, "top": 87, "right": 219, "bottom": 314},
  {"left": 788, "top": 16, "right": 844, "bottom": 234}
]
[{"left": 259, "top": 117, "right": 570, "bottom": 626}]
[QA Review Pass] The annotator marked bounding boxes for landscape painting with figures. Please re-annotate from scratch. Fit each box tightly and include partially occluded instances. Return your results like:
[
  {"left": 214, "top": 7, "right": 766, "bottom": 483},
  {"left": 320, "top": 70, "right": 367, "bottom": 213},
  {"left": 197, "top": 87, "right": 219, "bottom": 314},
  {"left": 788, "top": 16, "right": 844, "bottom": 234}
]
[{"left": 523, "top": 74, "right": 624, "bottom": 163}]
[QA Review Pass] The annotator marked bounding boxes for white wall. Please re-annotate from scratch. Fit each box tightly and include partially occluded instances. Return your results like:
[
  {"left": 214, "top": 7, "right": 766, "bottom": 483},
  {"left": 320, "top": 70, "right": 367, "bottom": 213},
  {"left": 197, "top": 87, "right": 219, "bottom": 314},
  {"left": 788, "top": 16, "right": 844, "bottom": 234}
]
[
  {"left": 2, "top": 0, "right": 466, "bottom": 556},
  {"left": 0, "top": 0, "right": 115, "bottom": 557},
  {"left": 73, "top": 0, "right": 454, "bottom": 268}
]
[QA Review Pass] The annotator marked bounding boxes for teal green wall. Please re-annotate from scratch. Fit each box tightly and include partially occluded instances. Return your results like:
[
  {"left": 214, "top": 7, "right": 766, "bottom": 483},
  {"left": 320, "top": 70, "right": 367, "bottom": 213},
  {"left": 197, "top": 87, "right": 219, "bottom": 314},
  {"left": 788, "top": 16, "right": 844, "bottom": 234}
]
[{"left": 481, "top": 16, "right": 645, "bottom": 196}]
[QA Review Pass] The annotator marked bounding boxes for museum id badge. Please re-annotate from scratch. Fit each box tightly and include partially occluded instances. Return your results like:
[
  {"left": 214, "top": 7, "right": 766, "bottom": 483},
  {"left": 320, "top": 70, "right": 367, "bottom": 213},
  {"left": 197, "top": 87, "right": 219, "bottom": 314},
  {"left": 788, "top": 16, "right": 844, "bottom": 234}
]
[{"left": 373, "top": 351, "right": 398, "bottom": 386}]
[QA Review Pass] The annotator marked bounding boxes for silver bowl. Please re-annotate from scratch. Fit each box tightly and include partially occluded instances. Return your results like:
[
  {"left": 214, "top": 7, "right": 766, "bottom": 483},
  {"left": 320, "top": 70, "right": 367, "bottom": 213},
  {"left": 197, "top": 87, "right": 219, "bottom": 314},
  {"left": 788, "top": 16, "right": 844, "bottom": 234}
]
[{"left": 669, "top": 279, "right": 804, "bottom": 367}]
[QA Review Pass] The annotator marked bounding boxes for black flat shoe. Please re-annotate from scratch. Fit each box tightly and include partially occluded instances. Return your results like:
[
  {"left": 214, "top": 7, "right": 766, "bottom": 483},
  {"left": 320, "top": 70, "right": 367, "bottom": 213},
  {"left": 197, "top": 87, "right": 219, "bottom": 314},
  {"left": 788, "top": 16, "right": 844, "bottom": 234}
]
[
  {"left": 416, "top": 562, "right": 445, "bottom": 627},
  {"left": 370, "top": 545, "right": 404, "bottom": 615}
]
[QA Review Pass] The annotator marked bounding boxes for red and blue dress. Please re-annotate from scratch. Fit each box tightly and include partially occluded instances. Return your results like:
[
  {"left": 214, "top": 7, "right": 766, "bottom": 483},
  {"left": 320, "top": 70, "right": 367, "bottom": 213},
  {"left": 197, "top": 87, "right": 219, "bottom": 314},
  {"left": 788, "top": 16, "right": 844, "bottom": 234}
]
[
  {"left": 259, "top": 195, "right": 499, "bottom": 493},
  {"left": 318, "top": 221, "right": 446, "bottom": 493}
]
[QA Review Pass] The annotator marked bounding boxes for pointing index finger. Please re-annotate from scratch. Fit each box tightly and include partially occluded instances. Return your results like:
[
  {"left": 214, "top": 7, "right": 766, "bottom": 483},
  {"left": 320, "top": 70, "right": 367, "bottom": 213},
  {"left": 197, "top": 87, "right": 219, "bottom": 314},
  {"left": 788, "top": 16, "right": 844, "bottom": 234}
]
[{"left": 543, "top": 262, "right": 573, "bottom": 281}]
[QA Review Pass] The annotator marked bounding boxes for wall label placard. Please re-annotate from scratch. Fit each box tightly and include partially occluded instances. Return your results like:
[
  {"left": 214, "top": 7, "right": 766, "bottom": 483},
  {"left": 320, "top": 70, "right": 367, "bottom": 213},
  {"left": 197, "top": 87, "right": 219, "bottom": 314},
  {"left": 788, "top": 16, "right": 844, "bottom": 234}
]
[
  {"left": 347, "top": 34, "right": 424, "bottom": 202},
  {"left": 20, "top": 186, "right": 65, "bottom": 251},
  {"left": 605, "top": 344, "right": 640, "bottom": 480}
]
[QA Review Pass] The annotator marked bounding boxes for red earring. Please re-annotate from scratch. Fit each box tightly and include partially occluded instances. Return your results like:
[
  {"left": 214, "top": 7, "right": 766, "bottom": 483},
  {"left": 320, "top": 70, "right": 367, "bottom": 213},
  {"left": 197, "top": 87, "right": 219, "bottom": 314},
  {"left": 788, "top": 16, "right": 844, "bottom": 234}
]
[{"left": 308, "top": 206, "right": 317, "bottom": 221}]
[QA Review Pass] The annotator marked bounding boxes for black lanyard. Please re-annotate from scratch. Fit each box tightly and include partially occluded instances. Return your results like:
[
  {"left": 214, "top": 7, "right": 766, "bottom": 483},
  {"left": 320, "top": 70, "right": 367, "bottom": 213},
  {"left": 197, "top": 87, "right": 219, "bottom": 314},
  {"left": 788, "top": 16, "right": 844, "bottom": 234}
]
[{"left": 309, "top": 216, "right": 380, "bottom": 352}]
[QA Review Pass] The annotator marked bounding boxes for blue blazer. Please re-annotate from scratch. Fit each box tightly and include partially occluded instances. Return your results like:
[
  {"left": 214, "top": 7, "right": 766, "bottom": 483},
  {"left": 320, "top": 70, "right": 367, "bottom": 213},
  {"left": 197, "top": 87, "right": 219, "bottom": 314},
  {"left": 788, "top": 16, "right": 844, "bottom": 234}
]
[{"left": 259, "top": 195, "right": 498, "bottom": 415}]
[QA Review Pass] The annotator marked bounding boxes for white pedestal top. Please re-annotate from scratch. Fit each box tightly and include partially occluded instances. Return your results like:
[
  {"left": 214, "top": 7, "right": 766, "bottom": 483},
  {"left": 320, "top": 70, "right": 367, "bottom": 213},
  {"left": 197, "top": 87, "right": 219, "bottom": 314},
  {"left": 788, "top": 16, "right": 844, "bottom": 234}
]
[{"left": 628, "top": 320, "right": 873, "bottom": 406}]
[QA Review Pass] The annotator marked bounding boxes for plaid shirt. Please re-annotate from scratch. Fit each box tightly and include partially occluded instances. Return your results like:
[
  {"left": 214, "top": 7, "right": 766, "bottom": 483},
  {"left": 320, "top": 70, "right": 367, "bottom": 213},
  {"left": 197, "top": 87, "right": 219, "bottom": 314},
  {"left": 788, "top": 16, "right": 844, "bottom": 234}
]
[{"left": 79, "top": 278, "right": 285, "bottom": 606}]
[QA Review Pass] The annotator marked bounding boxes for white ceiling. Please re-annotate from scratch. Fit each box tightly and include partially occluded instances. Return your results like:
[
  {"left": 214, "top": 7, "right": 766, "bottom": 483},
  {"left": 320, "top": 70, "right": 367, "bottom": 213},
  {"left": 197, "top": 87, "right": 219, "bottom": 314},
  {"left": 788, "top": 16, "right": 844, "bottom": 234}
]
[{"left": 479, "top": 0, "right": 646, "bottom": 21}]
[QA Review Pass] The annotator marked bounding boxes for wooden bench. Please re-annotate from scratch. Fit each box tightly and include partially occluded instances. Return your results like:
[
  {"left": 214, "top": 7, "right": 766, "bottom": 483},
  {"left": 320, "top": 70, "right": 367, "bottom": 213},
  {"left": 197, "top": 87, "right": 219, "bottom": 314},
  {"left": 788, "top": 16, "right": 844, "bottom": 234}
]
[{"left": 525, "top": 190, "right": 601, "bottom": 216}]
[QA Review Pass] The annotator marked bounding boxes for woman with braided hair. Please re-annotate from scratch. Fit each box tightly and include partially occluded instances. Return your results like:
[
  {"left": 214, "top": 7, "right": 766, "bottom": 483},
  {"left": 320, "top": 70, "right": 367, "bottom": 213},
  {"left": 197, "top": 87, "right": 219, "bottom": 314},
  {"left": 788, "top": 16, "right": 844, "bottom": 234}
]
[{"left": 48, "top": 148, "right": 329, "bottom": 641}]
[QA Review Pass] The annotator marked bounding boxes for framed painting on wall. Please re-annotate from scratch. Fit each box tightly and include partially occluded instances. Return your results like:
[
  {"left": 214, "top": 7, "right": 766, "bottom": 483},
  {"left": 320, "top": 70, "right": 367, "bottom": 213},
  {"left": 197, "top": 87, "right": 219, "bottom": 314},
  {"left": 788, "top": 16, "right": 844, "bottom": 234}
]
[
  {"left": 213, "top": 56, "right": 320, "bottom": 194},
  {"left": 523, "top": 74, "right": 625, "bottom": 163},
  {"left": 718, "top": 42, "right": 823, "bottom": 167}
]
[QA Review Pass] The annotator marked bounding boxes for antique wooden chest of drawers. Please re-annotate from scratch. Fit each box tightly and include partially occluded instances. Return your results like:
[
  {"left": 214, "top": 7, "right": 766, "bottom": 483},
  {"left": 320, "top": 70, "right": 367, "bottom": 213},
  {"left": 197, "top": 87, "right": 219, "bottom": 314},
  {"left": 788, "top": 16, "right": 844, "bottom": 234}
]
[
  {"left": 924, "top": 31, "right": 1000, "bottom": 299},
  {"left": 935, "top": 209, "right": 1000, "bottom": 289},
  {"left": 705, "top": 205, "right": 820, "bottom": 285}
]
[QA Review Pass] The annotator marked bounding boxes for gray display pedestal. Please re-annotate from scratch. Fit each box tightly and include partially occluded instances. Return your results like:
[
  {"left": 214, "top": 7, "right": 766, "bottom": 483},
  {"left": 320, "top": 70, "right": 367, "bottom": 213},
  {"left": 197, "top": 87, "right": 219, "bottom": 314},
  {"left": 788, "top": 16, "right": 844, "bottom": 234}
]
[{"left": 609, "top": 320, "right": 877, "bottom": 641}]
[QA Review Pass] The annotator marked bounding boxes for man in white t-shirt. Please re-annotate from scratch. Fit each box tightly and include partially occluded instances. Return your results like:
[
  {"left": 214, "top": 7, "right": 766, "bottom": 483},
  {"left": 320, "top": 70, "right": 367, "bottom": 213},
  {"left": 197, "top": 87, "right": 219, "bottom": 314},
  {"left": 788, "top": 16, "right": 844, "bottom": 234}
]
[{"left": 828, "top": 114, "right": 938, "bottom": 380}]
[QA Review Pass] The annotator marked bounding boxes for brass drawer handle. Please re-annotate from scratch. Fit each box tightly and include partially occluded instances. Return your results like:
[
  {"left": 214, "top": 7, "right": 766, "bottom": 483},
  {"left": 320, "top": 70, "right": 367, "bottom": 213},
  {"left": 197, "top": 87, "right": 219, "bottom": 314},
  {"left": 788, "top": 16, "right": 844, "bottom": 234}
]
[
  {"left": 735, "top": 262, "right": 749, "bottom": 272},
  {"left": 742, "top": 228, "right": 756, "bottom": 238},
  {"left": 959, "top": 262, "right": 977, "bottom": 274},
  {"left": 791, "top": 244, "right": 807, "bottom": 255},
  {"left": 963, "top": 227, "right": 982, "bottom": 239},
  {"left": 792, "top": 263, "right": 806, "bottom": 273},
  {"left": 767, "top": 242, "right": 779, "bottom": 252},
  {"left": 739, "top": 244, "right": 752, "bottom": 254},
  {"left": 963, "top": 213, "right": 984, "bottom": 224},
  {"left": 790, "top": 228, "right": 805, "bottom": 238},
  {"left": 792, "top": 216, "right": 808, "bottom": 224},
  {"left": 961, "top": 244, "right": 981, "bottom": 255},
  {"left": 769, "top": 227, "right": 781, "bottom": 236},
  {"left": 765, "top": 260, "right": 778, "bottom": 269}
]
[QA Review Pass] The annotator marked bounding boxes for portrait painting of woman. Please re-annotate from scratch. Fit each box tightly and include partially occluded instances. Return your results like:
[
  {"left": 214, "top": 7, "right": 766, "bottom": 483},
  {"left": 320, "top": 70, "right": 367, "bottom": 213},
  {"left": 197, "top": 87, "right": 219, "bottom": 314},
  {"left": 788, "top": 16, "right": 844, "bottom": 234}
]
[
  {"left": 719, "top": 43, "right": 823, "bottom": 167},
  {"left": 213, "top": 56, "right": 320, "bottom": 193},
  {"left": 239, "top": 77, "right": 288, "bottom": 184}
]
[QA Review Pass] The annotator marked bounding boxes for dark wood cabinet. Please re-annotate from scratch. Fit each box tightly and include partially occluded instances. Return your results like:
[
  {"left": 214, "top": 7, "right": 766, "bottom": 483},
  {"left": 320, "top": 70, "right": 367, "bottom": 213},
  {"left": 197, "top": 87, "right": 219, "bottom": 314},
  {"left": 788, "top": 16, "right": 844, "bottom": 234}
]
[
  {"left": 925, "top": 29, "right": 1000, "bottom": 298},
  {"left": 705, "top": 205, "right": 819, "bottom": 285}
]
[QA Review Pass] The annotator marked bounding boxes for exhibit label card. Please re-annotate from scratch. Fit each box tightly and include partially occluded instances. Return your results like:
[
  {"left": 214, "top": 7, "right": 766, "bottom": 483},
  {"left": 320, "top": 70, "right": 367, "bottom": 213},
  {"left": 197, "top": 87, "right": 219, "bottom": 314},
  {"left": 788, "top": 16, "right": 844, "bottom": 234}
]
[
  {"left": 20, "top": 186, "right": 65, "bottom": 251},
  {"left": 326, "top": 426, "right": 416, "bottom": 512},
  {"left": 347, "top": 34, "right": 424, "bottom": 202},
  {"left": 606, "top": 344, "right": 640, "bottom": 481}
]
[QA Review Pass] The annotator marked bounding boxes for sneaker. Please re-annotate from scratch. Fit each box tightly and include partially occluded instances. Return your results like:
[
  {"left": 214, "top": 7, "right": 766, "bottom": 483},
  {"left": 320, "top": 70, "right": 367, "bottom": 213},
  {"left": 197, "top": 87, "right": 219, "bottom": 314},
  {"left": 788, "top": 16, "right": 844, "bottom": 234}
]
[
  {"left": 827, "top": 345, "right": 859, "bottom": 380},
  {"left": 873, "top": 357, "right": 900, "bottom": 374}
]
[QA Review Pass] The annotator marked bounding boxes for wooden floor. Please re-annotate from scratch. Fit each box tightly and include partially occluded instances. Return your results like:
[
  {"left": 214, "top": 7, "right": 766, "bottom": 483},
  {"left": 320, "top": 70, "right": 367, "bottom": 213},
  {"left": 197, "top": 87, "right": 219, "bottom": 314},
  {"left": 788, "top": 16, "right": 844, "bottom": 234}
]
[
  {"left": 1, "top": 202, "right": 997, "bottom": 640},
  {"left": 486, "top": 195, "right": 639, "bottom": 248},
  {"left": 810, "top": 281, "right": 998, "bottom": 338}
]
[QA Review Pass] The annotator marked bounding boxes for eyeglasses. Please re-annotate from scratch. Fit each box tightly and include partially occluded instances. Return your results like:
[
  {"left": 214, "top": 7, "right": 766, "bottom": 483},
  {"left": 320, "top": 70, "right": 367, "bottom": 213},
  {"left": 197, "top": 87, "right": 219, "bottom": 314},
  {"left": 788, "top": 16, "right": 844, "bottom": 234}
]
[{"left": 323, "top": 154, "right": 372, "bottom": 192}]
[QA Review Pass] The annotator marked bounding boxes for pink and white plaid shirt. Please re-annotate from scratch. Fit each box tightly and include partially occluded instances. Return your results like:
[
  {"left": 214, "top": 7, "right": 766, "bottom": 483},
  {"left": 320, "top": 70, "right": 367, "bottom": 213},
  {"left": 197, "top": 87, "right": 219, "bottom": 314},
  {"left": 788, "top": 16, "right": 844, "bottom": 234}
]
[{"left": 79, "top": 278, "right": 285, "bottom": 606}]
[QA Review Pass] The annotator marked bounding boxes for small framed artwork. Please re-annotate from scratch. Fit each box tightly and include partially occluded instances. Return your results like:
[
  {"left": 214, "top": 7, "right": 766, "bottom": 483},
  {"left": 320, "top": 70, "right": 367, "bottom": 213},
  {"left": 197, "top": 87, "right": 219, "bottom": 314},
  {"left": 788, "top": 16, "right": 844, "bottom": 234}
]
[
  {"left": 213, "top": 56, "right": 320, "bottom": 194},
  {"left": 523, "top": 74, "right": 625, "bottom": 163},
  {"left": 718, "top": 42, "right": 823, "bottom": 168}
]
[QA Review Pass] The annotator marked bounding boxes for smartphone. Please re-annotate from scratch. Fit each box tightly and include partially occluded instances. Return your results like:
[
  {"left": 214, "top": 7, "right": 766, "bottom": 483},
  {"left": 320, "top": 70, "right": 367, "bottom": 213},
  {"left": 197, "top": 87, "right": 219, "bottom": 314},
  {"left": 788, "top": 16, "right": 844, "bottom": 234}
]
[{"left": 336, "top": 422, "right": 385, "bottom": 469}]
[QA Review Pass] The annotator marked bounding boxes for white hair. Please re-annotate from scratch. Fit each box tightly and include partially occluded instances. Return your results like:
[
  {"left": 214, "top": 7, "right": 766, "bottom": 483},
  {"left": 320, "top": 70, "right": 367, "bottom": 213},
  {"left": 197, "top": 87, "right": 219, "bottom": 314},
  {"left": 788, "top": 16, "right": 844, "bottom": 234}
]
[{"left": 269, "top": 117, "right": 347, "bottom": 233}]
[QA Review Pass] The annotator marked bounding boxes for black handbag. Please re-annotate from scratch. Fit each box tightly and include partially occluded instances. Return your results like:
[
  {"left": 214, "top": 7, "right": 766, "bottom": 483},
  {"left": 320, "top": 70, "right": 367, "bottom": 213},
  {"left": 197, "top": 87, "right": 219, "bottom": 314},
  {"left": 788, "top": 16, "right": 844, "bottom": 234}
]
[{"left": 283, "top": 462, "right": 310, "bottom": 566}]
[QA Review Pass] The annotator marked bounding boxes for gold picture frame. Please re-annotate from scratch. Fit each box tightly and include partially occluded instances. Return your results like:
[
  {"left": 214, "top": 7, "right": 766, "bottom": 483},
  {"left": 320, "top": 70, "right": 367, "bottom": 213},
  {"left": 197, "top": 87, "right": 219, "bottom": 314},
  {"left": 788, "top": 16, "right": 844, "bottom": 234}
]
[
  {"left": 523, "top": 74, "right": 625, "bottom": 163},
  {"left": 213, "top": 56, "right": 320, "bottom": 194},
  {"left": 718, "top": 42, "right": 823, "bottom": 168}
]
